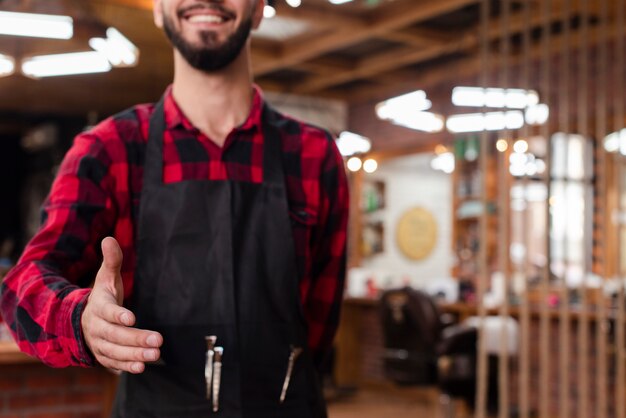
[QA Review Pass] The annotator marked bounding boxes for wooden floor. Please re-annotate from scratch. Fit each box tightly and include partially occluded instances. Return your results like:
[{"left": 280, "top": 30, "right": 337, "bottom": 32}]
[{"left": 326, "top": 384, "right": 471, "bottom": 418}]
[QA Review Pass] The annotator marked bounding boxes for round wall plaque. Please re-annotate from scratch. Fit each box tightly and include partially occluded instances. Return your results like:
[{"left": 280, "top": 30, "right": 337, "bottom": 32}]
[{"left": 396, "top": 207, "right": 438, "bottom": 261}]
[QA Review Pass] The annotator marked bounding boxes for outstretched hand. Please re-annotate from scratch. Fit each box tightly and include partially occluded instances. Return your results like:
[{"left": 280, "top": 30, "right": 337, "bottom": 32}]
[{"left": 81, "top": 237, "right": 163, "bottom": 373}]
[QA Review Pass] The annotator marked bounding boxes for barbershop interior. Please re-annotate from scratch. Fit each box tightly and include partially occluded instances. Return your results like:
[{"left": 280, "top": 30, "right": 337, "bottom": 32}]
[{"left": 1, "top": 0, "right": 626, "bottom": 417}]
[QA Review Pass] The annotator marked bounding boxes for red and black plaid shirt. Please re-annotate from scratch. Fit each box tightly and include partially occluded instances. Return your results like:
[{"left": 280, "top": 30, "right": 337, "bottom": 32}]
[{"left": 0, "top": 86, "right": 349, "bottom": 369}]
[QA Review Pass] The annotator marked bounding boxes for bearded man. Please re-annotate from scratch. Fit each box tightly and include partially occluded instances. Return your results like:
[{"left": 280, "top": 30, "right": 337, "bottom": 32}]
[{"left": 0, "top": 1, "right": 349, "bottom": 416}]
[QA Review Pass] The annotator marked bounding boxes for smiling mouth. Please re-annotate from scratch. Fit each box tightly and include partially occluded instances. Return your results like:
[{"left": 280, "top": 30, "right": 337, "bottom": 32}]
[
  {"left": 179, "top": 4, "right": 235, "bottom": 25},
  {"left": 187, "top": 14, "right": 225, "bottom": 24}
]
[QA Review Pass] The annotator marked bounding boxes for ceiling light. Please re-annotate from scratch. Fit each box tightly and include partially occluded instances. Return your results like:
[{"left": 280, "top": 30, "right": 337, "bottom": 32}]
[
  {"left": 0, "top": 54, "right": 15, "bottom": 77},
  {"left": 446, "top": 111, "right": 525, "bottom": 133},
  {"left": 496, "top": 139, "right": 508, "bottom": 152},
  {"left": 363, "top": 159, "right": 378, "bottom": 174},
  {"left": 513, "top": 139, "right": 529, "bottom": 154},
  {"left": 329, "top": 0, "right": 355, "bottom": 4},
  {"left": 452, "top": 87, "right": 540, "bottom": 109},
  {"left": 336, "top": 131, "right": 372, "bottom": 157},
  {"left": 264, "top": 5, "right": 277, "bottom": 18},
  {"left": 376, "top": 90, "right": 443, "bottom": 133},
  {"left": 604, "top": 129, "right": 626, "bottom": 155},
  {"left": 386, "top": 111, "right": 445, "bottom": 133},
  {"left": 22, "top": 52, "right": 112, "bottom": 79},
  {"left": 430, "top": 152, "right": 455, "bottom": 174},
  {"left": 0, "top": 11, "right": 73, "bottom": 39},
  {"left": 347, "top": 157, "right": 362, "bottom": 172},
  {"left": 89, "top": 27, "right": 139, "bottom": 67},
  {"left": 525, "top": 103, "right": 549, "bottom": 125},
  {"left": 286, "top": 0, "right": 302, "bottom": 6},
  {"left": 376, "top": 90, "right": 432, "bottom": 118}
]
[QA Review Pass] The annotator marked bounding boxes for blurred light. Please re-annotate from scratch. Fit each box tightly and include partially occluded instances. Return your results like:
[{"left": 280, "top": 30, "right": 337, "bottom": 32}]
[
  {"left": 509, "top": 152, "right": 528, "bottom": 166},
  {"left": 446, "top": 111, "right": 524, "bottom": 133},
  {"left": 347, "top": 157, "right": 362, "bottom": 172},
  {"left": 336, "top": 131, "right": 372, "bottom": 157},
  {"left": 452, "top": 87, "right": 539, "bottom": 109},
  {"left": 0, "top": 11, "right": 73, "bottom": 39},
  {"left": 535, "top": 159, "right": 546, "bottom": 174},
  {"left": 430, "top": 152, "right": 455, "bottom": 173},
  {"left": 513, "top": 139, "right": 529, "bottom": 154},
  {"left": 376, "top": 90, "right": 444, "bottom": 133},
  {"left": 435, "top": 144, "right": 448, "bottom": 155},
  {"left": 496, "top": 139, "right": 508, "bottom": 152},
  {"left": 22, "top": 52, "right": 112, "bottom": 78},
  {"left": 604, "top": 129, "right": 626, "bottom": 155},
  {"left": 0, "top": 54, "right": 15, "bottom": 77},
  {"left": 89, "top": 28, "right": 139, "bottom": 67},
  {"left": 363, "top": 159, "right": 378, "bottom": 173},
  {"left": 329, "top": 0, "right": 354, "bottom": 4},
  {"left": 264, "top": 5, "right": 276, "bottom": 18},
  {"left": 376, "top": 90, "right": 432, "bottom": 120},
  {"left": 384, "top": 111, "right": 445, "bottom": 133},
  {"left": 525, "top": 103, "right": 550, "bottom": 125},
  {"left": 286, "top": 0, "right": 302, "bottom": 6}
]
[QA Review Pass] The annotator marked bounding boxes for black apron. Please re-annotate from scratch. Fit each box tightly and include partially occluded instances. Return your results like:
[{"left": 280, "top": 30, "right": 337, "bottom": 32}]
[{"left": 111, "top": 98, "right": 326, "bottom": 418}]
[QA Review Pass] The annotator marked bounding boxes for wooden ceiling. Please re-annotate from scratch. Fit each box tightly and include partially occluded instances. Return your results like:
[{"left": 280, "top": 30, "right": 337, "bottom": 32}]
[{"left": 0, "top": 0, "right": 619, "bottom": 120}]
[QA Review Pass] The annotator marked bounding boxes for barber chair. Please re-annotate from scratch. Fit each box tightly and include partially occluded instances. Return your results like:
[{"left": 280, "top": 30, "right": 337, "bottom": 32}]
[{"left": 380, "top": 287, "right": 499, "bottom": 417}]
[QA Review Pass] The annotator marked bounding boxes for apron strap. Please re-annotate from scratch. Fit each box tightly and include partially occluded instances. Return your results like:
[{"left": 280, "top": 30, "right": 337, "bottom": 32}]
[
  {"left": 144, "top": 97, "right": 167, "bottom": 189},
  {"left": 260, "top": 103, "right": 285, "bottom": 186}
]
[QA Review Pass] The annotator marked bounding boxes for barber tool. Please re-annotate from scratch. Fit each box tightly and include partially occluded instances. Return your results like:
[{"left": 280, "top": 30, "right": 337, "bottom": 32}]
[
  {"left": 212, "top": 347, "right": 223, "bottom": 412},
  {"left": 205, "top": 336, "right": 217, "bottom": 400},
  {"left": 279, "top": 346, "right": 303, "bottom": 403}
]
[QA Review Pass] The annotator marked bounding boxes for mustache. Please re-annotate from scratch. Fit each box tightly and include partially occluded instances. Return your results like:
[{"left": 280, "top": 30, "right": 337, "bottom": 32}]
[{"left": 177, "top": 3, "right": 236, "bottom": 20}]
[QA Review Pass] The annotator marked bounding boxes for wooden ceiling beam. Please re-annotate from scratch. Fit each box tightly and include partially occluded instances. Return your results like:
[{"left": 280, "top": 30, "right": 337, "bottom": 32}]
[
  {"left": 344, "top": 16, "right": 622, "bottom": 104},
  {"left": 253, "top": 0, "right": 480, "bottom": 76},
  {"left": 292, "top": 0, "right": 599, "bottom": 95},
  {"left": 292, "top": 56, "right": 355, "bottom": 76},
  {"left": 272, "top": 2, "right": 363, "bottom": 29},
  {"left": 376, "top": 27, "right": 457, "bottom": 47}
]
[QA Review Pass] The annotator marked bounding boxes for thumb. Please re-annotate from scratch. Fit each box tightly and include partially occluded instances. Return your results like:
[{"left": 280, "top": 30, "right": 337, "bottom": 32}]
[
  {"left": 97, "top": 237, "right": 124, "bottom": 305},
  {"left": 101, "top": 236, "right": 123, "bottom": 274}
]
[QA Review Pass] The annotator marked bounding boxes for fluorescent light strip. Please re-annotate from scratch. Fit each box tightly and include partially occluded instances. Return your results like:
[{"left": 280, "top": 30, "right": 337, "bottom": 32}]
[
  {"left": 0, "top": 54, "right": 15, "bottom": 77},
  {"left": 329, "top": 0, "right": 354, "bottom": 4},
  {"left": 89, "top": 27, "right": 139, "bottom": 67},
  {"left": 377, "top": 90, "right": 432, "bottom": 117},
  {"left": 336, "top": 131, "right": 372, "bottom": 156},
  {"left": 0, "top": 11, "right": 73, "bottom": 39},
  {"left": 446, "top": 111, "right": 525, "bottom": 133},
  {"left": 381, "top": 111, "right": 445, "bottom": 133},
  {"left": 22, "top": 52, "right": 111, "bottom": 79},
  {"left": 452, "top": 86, "right": 540, "bottom": 109}
]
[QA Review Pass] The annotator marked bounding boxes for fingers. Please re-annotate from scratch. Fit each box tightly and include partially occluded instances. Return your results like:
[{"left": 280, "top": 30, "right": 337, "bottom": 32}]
[
  {"left": 100, "top": 237, "right": 123, "bottom": 274},
  {"left": 101, "top": 358, "right": 145, "bottom": 374},
  {"left": 96, "top": 320, "right": 163, "bottom": 348},
  {"left": 85, "top": 319, "right": 163, "bottom": 374},
  {"left": 96, "top": 339, "right": 160, "bottom": 363},
  {"left": 100, "top": 302, "right": 136, "bottom": 327}
]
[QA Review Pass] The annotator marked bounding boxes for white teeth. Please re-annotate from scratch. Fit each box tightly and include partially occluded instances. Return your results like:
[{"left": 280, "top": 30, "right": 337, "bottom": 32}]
[{"left": 188, "top": 15, "right": 224, "bottom": 24}]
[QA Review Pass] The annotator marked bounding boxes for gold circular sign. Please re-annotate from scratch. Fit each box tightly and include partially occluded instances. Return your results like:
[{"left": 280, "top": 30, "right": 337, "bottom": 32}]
[{"left": 396, "top": 207, "right": 438, "bottom": 261}]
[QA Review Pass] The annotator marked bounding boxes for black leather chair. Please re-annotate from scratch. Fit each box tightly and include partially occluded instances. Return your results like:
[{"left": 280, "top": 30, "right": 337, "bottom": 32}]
[{"left": 379, "top": 287, "right": 497, "bottom": 416}]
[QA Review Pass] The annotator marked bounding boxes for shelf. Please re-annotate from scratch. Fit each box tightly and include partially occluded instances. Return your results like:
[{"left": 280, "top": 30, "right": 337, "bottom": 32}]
[{"left": 0, "top": 341, "right": 37, "bottom": 365}]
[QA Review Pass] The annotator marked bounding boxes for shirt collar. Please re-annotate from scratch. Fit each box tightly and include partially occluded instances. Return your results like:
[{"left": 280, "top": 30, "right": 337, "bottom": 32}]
[{"left": 162, "top": 84, "right": 265, "bottom": 133}]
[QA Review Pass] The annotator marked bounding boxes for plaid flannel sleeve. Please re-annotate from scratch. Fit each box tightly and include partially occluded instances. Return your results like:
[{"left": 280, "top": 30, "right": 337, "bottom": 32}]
[
  {"left": 305, "top": 133, "right": 349, "bottom": 369},
  {"left": 0, "top": 132, "right": 117, "bottom": 368}
]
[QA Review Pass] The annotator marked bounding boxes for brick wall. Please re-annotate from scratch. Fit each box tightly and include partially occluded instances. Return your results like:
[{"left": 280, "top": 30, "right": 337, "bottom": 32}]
[{"left": 0, "top": 363, "right": 116, "bottom": 418}]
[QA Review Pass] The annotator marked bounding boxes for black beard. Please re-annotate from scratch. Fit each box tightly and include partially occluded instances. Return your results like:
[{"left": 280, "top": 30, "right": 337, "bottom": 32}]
[{"left": 163, "top": 12, "right": 252, "bottom": 73}]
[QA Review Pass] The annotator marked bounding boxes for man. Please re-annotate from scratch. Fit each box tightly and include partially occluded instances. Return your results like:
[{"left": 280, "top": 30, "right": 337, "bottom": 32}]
[{"left": 0, "top": 0, "right": 349, "bottom": 416}]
